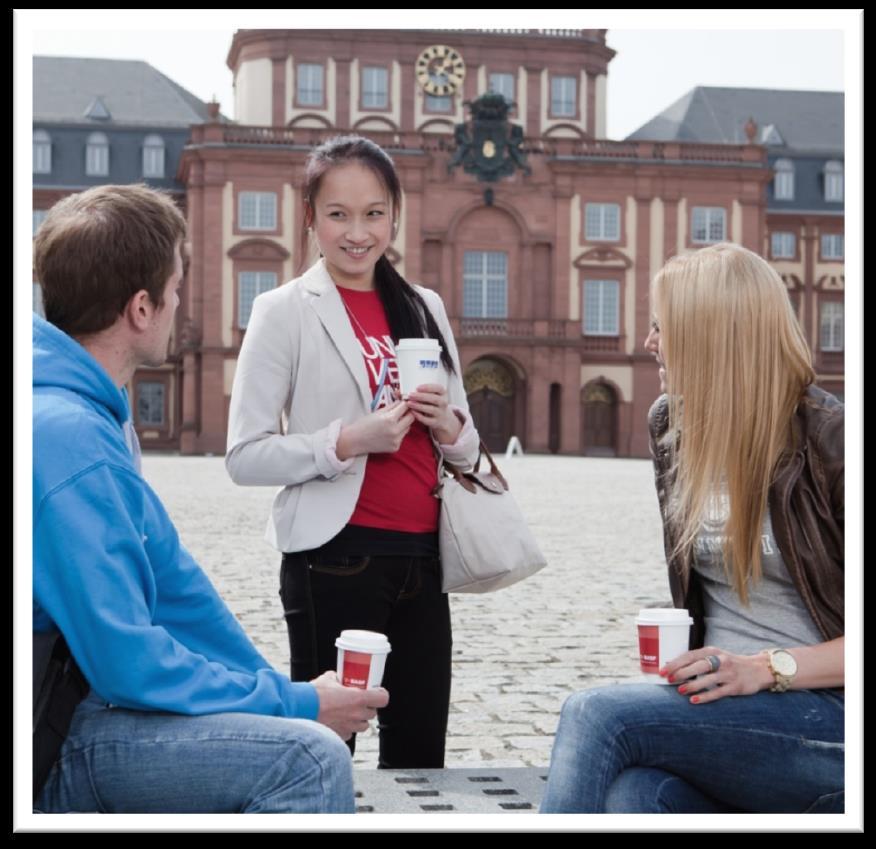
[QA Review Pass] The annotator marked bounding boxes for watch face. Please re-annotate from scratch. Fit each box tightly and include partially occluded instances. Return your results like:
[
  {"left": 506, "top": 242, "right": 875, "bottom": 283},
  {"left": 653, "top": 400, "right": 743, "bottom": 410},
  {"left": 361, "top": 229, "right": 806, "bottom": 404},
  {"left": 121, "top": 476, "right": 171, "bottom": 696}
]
[
  {"left": 416, "top": 44, "right": 466, "bottom": 96},
  {"left": 773, "top": 650, "right": 797, "bottom": 676}
]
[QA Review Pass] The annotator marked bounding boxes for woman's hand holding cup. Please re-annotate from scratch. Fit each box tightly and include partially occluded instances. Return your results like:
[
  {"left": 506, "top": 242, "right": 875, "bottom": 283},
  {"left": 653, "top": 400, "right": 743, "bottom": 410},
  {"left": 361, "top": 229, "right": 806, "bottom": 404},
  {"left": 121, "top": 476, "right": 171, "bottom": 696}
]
[{"left": 406, "top": 384, "right": 462, "bottom": 444}]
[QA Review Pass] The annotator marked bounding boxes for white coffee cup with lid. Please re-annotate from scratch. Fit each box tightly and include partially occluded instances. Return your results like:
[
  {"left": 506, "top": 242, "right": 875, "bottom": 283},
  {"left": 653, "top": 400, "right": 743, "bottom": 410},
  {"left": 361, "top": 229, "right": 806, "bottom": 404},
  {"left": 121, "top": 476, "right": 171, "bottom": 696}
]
[
  {"left": 635, "top": 608, "right": 693, "bottom": 682},
  {"left": 395, "top": 338, "right": 446, "bottom": 398},
  {"left": 335, "top": 630, "right": 391, "bottom": 689}
]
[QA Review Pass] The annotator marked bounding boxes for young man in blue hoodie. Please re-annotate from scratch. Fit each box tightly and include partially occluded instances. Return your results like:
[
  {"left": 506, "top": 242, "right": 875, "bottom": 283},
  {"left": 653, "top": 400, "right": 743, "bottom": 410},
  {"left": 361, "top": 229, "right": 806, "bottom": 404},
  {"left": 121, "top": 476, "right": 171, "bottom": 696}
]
[{"left": 32, "top": 184, "right": 388, "bottom": 814}]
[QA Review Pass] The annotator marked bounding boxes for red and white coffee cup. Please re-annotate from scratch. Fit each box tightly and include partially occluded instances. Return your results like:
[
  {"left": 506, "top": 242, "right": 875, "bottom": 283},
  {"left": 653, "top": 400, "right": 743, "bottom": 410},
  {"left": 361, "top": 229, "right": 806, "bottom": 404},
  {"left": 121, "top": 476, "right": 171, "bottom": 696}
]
[
  {"left": 636, "top": 609, "right": 693, "bottom": 679},
  {"left": 335, "top": 630, "right": 391, "bottom": 690}
]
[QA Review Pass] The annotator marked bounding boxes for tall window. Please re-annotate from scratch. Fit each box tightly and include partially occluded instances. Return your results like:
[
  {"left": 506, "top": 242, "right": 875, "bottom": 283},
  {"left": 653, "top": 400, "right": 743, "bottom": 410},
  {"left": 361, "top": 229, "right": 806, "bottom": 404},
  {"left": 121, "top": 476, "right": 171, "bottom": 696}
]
[
  {"left": 425, "top": 94, "right": 452, "bottom": 112},
  {"left": 86, "top": 132, "right": 109, "bottom": 176},
  {"left": 143, "top": 134, "right": 165, "bottom": 178},
  {"left": 136, "top": 382, "right": 166, "bottom": 426},
  {"left": 33, "top": 130, "right": 52, "bottom": 174},
  {"left": 297, "top": 63, "right": 324, "bottom": 106},
  {"left": 585, "top": 203, "right": 621, "bottom": 241},
  {"left": 239, "top": 192, "right": 277, "bottom": 230},
  {"left": 489, "top": 72, "right": 514, "bottom": 102},
  {"left": 820, "top": 302, "right": 844, "bottom": 352},
  {"left": 463, "top": 251, "right": 508, "bottom": 318},
  {"left": 824, "top": 161, "right": 844, "bottom": 202},
  {"left": 771, "top": 232, "right": 796, "bottom": 260},
  {"left": 821, "top": 234, "right": 844, "bottom": 260},
  {"left": 773, "top": 158, "right": 795, "bottom": 200},
  {"left": 691, "top": 207, "right": 726, "bottom": 244},
  {"left": 583, "top": 280, "right": 619, "bottom": 336},
  {"left": 362, "top": 66, "right": 388, "bottom": 108},
  {"left": 551, "top": 76, "right": 576, "bottom": 117},
  {"left": 238, "top": 271, "right": 278, "bottom": 328}
]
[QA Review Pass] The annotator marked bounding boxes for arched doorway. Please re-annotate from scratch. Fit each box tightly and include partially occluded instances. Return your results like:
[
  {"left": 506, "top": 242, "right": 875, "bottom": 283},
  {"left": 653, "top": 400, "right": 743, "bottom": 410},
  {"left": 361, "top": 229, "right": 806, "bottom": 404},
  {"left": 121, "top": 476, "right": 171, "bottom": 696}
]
[
  {"left": 581, "top": 381, "right": 618, "bottom": 457},
  {"left": 464, "top": 358, "right": 519, "bottom": 454}
]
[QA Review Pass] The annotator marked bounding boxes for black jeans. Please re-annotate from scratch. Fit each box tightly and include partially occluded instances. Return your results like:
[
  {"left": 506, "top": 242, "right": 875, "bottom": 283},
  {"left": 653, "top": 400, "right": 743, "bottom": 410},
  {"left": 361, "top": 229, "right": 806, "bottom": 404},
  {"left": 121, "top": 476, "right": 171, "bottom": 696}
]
[{"left": 280, "top": 551, "right": 451, "bottom": 769}]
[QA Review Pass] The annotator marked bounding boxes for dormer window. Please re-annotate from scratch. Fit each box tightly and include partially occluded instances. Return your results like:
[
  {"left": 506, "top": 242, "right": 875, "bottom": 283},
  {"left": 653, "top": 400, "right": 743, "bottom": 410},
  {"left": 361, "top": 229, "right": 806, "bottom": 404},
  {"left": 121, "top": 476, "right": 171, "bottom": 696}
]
[
  {"left": 86, "top": 132, "right": 109, "bottom": 176},
  {"left": 84, "top": 96, "right": 111, "bottom": 121},
  {"left": 33, "top": 130, "right": 52, "bottom": 174},
  {"left": 760, "top": 124, "right": 784, "bottom": 146},
  {"left": 143, "top": 134, "right": 165, "bottom": 178},
  {"left": 824, "top": 161, "right": 844, "bottom": 202},
  {"left": 773, "top": 158, "right": 795, "bottom": 201}
]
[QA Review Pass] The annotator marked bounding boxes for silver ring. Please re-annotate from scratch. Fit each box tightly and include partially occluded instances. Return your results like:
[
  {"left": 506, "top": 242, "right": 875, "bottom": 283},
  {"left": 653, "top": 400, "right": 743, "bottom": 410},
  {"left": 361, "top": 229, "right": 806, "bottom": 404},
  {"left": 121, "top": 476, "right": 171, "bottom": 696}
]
[{"left": 705, "top": 654, "right": 721, "bottom": 674}]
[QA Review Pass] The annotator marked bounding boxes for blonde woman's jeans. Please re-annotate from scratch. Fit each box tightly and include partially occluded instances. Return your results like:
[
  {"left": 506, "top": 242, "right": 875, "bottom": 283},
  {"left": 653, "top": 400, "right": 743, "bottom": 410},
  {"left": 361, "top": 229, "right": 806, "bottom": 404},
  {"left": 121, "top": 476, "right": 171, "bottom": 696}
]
[{"left": 540, "top": 683, "right": 844, "bottom": 813}]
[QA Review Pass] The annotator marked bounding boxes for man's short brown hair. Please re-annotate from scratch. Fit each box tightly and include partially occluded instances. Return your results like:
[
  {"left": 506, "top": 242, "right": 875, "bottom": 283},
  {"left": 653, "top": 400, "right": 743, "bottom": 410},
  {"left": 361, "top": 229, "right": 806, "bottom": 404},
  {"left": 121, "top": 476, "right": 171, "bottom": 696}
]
[{"left": 34, "top": 184, "right": 187, "bottom": 336}]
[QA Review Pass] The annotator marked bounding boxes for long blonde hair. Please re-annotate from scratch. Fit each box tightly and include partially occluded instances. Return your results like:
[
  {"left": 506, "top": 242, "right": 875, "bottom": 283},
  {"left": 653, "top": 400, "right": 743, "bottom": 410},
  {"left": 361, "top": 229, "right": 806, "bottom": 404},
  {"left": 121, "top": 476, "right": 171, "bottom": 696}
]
[{"left": 653, "top": 243, "right": 815, "bottom": 603}]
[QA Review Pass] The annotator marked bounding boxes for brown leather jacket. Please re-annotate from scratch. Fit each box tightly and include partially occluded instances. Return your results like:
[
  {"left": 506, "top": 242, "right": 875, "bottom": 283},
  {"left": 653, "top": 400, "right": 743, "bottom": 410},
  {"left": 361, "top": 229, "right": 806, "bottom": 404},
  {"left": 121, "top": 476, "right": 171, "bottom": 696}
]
[{"left": 648, "top": 385, "right": 844, "bottom": 650}]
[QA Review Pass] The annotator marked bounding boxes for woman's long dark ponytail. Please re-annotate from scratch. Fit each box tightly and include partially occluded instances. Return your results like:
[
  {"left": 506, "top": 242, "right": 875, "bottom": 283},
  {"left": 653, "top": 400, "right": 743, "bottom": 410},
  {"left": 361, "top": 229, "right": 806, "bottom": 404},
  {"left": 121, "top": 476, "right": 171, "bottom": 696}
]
[
  {"left": 302, "top": 135, "right": 456, "bottom": 374},
  {"left": 374, "top": 255, "right": 456, "bottom": 375}
]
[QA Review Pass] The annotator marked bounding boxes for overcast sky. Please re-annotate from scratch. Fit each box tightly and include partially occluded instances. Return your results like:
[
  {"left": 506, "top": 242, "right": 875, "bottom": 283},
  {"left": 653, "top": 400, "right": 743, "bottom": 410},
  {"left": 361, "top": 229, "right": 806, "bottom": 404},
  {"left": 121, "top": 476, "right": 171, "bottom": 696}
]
[{"left": 21, "top": 12, "right": 852, "bottom": 140}]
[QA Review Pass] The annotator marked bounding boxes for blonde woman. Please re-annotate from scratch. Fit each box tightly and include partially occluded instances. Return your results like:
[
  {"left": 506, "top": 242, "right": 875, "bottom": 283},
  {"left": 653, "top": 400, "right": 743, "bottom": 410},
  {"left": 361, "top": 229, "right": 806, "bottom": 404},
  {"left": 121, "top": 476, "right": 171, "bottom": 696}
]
[{"left": 541, "top": 243, "right": 844, "bottom": 813}]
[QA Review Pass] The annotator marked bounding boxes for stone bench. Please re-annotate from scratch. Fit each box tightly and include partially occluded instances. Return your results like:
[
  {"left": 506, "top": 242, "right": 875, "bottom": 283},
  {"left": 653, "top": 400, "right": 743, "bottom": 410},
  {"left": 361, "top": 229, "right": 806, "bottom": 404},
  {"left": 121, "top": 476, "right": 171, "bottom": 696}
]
[{"left": 353, "top": 767, "right": 549, "bottom": 814}]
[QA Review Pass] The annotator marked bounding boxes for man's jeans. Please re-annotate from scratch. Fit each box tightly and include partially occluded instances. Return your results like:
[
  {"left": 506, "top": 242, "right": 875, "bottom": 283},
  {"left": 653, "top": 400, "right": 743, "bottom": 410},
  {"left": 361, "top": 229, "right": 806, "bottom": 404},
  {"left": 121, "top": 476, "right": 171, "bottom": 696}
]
[
  {"left": 541, "top": 683, "right": 844, "bottom": 813},
  {"left": 35, "top": 691, "right": 355, "bottom": 813}
]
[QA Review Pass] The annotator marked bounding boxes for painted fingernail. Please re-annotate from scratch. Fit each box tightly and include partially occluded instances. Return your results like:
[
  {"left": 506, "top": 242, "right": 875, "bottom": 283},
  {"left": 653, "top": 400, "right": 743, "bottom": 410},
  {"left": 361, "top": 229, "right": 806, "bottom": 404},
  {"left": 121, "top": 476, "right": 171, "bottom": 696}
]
[
  {"left": 659, "top": 668, "right": 668, "bottom": 677},
  {"left": 691, "top": 696, "right": 700, "bottom": 704},
  {"left": 667, "top": 676, "right": 676, "bottom": 683},
  {"left": 678, "top": 686, "right": 687, "bottom": 694}
]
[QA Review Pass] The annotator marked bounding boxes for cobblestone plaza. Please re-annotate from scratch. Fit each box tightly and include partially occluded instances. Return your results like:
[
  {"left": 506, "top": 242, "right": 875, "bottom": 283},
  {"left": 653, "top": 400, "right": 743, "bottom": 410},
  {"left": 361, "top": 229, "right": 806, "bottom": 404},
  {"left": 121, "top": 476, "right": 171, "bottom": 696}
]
[{"left": 143, "top": 453, "right": 671, "bottom": 768}]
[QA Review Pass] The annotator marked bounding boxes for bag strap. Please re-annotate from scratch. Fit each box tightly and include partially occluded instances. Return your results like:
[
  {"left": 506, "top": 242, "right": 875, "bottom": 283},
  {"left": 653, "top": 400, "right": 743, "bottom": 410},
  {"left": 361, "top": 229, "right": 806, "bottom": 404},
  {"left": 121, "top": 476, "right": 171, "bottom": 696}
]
[{"left": 432, "top": 436, "right": 509, "bottom": 495}]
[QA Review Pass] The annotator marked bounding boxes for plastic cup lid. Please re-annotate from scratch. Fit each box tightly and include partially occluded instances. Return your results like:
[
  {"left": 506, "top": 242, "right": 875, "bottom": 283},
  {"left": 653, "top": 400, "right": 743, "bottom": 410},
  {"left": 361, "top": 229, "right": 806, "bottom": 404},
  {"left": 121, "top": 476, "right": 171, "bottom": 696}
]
[
  {"left": 396, "top": 338, "right": 441, "bottom": 351},
  {"left": 635, "top": 608, "right": 693, "bottom": 625},
  {"left": 335, "top": 629, "right": 392, "bottom": 653}
]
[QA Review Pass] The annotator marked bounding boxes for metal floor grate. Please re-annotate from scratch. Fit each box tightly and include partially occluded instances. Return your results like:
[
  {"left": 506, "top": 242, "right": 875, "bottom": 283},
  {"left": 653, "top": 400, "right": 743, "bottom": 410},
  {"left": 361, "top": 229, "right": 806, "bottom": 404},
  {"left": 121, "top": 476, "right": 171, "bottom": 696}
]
[{"left": 353, "top": 767, "right": 549, "bottom": 814}]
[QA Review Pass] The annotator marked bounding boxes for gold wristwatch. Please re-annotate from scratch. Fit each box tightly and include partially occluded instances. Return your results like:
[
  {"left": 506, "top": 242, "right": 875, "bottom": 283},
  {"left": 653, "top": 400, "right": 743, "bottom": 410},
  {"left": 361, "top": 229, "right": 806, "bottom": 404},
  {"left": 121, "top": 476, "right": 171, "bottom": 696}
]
[{"left": 765, "top": 648, "right": 798, "bottom": 693}]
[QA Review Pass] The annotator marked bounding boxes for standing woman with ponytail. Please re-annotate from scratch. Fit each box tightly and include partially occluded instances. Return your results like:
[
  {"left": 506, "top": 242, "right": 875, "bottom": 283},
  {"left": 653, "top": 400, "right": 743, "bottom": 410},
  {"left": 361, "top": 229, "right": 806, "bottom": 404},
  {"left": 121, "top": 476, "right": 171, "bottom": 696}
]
[{"left": 226, "top": 136, "right": 480, "bottom": 768}]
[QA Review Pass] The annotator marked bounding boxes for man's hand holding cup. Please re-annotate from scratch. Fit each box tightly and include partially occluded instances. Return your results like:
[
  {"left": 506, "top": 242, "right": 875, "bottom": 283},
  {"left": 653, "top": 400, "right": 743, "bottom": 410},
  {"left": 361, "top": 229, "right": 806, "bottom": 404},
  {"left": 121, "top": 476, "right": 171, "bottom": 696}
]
[{"left": 310, "top": 670, "right": 389, "bottom": 741}]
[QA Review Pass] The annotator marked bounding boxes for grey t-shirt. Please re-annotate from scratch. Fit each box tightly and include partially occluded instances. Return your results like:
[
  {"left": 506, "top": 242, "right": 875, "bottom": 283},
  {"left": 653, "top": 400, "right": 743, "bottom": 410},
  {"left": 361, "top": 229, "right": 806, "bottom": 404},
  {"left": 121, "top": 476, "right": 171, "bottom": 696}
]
[{"left": 693, "top": 487, "right": 823, "bottom": 654}]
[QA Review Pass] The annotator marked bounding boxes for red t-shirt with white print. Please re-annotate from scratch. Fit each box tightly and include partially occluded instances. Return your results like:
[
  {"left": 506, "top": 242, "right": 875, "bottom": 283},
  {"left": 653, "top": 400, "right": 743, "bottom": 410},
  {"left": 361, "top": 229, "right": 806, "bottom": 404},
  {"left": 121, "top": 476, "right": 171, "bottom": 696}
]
[{"left": 337, "top": 285, "right": 440, "bottom": 533}]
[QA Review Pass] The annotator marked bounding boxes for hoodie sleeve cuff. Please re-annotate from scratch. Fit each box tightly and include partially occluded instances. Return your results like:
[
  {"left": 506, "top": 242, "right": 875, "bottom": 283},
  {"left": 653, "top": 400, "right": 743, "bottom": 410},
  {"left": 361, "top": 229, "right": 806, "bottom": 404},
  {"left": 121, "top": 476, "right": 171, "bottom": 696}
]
[{"left": 287, "top": 681, "right": 321, "bottom": 721}]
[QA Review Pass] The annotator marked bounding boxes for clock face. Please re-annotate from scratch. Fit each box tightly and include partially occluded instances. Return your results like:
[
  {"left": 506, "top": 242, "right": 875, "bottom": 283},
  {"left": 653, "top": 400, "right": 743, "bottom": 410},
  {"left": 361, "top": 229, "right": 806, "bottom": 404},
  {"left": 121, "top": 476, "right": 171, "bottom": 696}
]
[{"left": 416, "top": 44, "right": 466, "bottom": 96}]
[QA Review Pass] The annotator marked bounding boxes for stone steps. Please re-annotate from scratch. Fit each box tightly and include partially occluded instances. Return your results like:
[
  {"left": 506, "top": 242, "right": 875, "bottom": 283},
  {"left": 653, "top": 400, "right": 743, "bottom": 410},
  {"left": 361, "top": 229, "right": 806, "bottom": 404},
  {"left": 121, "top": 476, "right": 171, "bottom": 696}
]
[{"left": 353, "top": 767, "right": 549, "bottom": 814}]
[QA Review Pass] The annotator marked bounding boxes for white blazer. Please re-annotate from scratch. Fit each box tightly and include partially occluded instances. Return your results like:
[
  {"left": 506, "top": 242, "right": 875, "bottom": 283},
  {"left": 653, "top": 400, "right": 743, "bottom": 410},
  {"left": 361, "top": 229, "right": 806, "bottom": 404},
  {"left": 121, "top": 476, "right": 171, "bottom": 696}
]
[{"left": 226, "top": 259, "right": 480, "bottom": 553}]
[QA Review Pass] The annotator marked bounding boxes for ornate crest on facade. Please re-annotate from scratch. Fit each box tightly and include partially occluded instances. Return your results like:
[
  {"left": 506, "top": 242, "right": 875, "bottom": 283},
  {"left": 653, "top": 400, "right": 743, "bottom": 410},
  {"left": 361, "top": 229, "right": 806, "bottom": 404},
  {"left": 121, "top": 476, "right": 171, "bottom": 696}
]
[{"left": 448, "top": 93, "right": 531, "bottom": 183}]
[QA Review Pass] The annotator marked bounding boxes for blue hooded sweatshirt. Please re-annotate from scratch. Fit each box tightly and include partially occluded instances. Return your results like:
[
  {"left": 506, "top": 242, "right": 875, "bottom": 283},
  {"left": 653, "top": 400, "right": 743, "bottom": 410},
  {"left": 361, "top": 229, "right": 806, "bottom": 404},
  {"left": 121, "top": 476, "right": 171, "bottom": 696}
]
[{"left": 33, "top": 314, "right": 319, "bottom": 720}]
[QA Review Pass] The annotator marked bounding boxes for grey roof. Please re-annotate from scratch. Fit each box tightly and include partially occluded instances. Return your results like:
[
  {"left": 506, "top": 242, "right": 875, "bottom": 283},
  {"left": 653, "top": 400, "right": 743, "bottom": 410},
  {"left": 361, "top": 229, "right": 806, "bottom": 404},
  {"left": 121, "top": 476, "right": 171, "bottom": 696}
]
[
  {"left": 626, "top": 87, "right": 843, "bottom": 154},
  {"left": 33, "top": 56, "right": 228, "bottom": 127}
]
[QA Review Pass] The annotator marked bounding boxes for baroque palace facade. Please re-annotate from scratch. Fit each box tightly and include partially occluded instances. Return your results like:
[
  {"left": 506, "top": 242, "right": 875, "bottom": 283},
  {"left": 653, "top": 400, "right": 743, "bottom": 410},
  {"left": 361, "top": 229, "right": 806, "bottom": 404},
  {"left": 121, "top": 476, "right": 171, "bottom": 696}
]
[{"left": 35, "top": 29, "right": 845, "bottom": 456}]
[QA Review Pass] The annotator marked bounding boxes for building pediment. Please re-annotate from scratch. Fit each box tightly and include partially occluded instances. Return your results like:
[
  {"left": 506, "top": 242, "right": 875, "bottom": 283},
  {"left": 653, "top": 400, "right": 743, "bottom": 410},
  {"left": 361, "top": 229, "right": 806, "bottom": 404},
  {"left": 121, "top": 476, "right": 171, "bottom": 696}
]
[
  {"left": 353, "top": 116, "right": 400, "bottom": 133},
  {"left": 228, "top": 238, "right": 290, "bottom": 261},
  {"left": 288, "top": 114, "right": 333, "bottom": 129},
  {"left": 573, "top": 247, "right": 632, "bottom": 269},
  {"left": 816, "top": 274, "right": 845, "bottom": 291}
]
